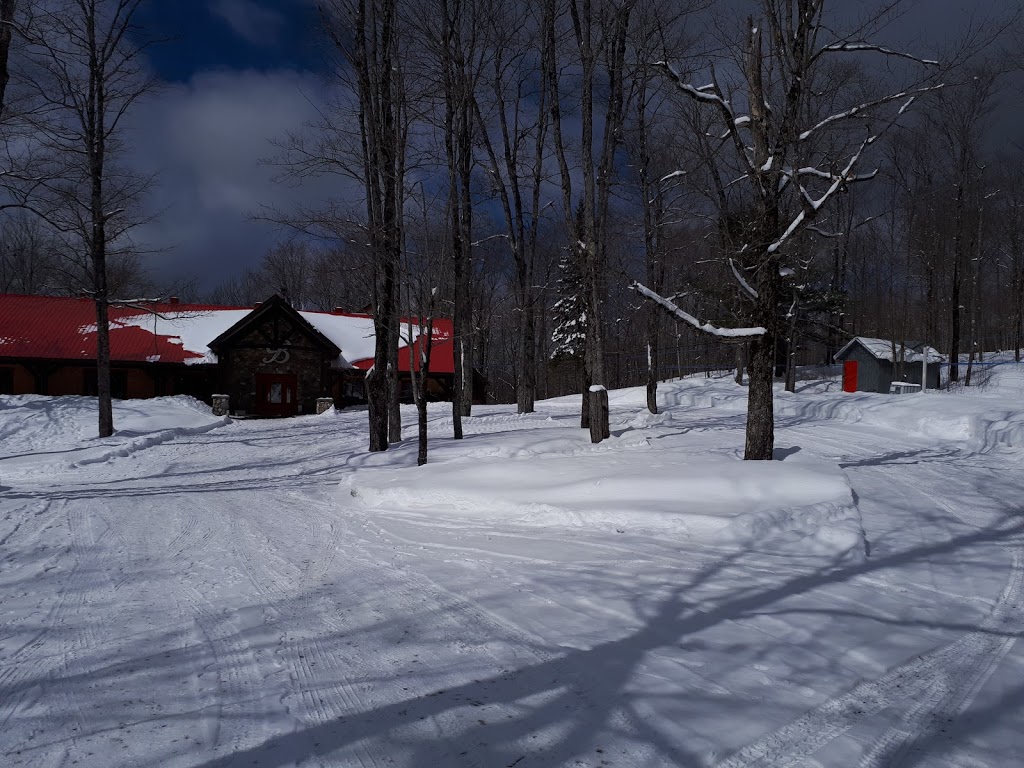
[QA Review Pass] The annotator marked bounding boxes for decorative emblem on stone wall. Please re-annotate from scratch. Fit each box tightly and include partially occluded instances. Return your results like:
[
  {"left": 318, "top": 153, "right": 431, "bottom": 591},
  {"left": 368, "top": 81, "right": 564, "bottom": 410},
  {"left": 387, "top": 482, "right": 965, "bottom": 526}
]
[{"left": 262, "top": 348, "right": 290, "bottom": 364}]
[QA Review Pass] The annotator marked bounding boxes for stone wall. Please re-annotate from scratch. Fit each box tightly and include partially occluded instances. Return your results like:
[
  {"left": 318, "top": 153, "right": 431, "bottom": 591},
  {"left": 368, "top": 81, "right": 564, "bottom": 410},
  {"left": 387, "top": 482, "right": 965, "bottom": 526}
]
[{"left": 218, "top": 314, "right": 333, "bottom": 416}]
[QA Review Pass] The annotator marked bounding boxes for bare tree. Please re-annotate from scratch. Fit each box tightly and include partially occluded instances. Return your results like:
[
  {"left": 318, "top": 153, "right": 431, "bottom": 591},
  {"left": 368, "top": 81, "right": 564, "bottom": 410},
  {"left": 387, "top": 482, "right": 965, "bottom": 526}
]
[
  {"left": 543, "top": 0, "right": 637, "bottom": 443},
  {"left": 260, "top": 240, "right": 313, "bottom": 307},
  {"left": 316, "top": 0, "right": 408, "bottom": 452},
  {"left": 921, "top": 69, "right": 1000, "bottom": 383},
  {"left": 472, "top": 0, "right": 551, "bottom": 415},
  {"left": 638, "top": 0, "right": 941, "bottom": 459},
  {"left": 0, "top": 0, "right": 18, "bottom": 119},
  {"left": 402, "top": 193, "right": 449, "bottom": 465},
  {"left": 438, "top": 0, "right": 482, "bottom": 438},
  {"left": 0, "top": 211, "right": 60, "bottom": 292},
  {"left": 23, "top": 0, "right": 157, "bottom": 437}
]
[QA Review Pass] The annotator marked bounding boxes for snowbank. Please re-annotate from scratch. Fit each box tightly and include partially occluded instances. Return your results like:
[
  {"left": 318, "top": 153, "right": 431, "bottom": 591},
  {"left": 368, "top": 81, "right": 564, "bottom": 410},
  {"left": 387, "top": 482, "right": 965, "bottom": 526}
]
[
  {"left": 588, "top": 355, "right": 1024, "bottom": 452},
  {"left": 776, "top": 356, "right": 1024, "bottom": 451},
  {"left": 346, "top": 435, "right": 863, "bottom": 559},
  {"left": 0, "top": 394, "right": 229, "bottom": 477}
]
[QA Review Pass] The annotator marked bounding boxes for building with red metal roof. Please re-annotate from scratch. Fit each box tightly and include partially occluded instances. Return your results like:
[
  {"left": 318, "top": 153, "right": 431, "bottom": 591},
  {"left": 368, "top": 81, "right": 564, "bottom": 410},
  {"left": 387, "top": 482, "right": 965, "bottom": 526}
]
[{"left": 0, "top": 293, "right": 471, "bottom": 416}]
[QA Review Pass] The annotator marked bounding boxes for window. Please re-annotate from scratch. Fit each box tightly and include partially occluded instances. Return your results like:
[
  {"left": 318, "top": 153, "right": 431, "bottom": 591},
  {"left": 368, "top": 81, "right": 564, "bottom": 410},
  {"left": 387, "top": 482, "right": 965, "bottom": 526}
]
[
  {"left": 0, "top": 367, "right": 13, "bottom": 395},
  {"left": 84, "top": 369, "right": 128, "bottom": 400}
]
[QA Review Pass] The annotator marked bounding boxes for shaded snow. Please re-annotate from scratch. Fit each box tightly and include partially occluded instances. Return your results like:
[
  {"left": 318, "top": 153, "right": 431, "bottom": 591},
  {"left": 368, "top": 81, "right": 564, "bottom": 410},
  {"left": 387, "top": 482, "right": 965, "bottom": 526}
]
[{"left": 1, "top": 358, "right": 1023, "bottom": 767}]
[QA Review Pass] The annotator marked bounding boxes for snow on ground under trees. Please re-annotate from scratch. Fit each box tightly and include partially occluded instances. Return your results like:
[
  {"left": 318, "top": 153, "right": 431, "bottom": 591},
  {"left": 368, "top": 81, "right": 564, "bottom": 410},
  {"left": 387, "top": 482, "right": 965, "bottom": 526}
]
[{"left": 2, "top": 355, "right": 1024, "bottom": 767}]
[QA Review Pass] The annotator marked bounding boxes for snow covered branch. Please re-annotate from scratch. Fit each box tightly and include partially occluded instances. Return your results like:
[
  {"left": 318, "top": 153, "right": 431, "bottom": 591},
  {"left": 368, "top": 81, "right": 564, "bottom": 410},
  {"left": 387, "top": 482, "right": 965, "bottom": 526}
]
[
  {"left": 817, "top": 41, "right": 939, "bottom": 67},
  {"left": 729, "top": 259, "right": 758, "bottom": 300},
  {"left": 798, "top": 84, "right": 944, "bottom": 143},
  {"left": 806, "top": 225, "right": 844, "bottom": 238},
  {"left": 768, "top": 131, "right": 875, "bottom": 255},
  {"left": 654, "top": 61, "right": 758, "bottom": 178},
  {"left": 632, "top": 282, "right": 766, "bottom": 339}
]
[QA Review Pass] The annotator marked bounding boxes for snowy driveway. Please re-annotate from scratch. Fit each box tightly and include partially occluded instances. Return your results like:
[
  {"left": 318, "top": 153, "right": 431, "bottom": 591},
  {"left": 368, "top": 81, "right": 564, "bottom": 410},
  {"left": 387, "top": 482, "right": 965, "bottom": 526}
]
[{"left": 1, "top": 381, "right": 1022, "bottom": 767}]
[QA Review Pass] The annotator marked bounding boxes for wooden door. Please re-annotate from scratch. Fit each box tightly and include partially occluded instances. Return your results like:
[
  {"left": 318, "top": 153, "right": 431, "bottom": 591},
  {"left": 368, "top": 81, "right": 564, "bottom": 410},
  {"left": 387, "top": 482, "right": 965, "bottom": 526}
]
[
  {"left": 256, "top": 373, "right": 298, "bottom": 417},
  {"left": 842, "top": 360, "right": 858, "bottom": 393}
]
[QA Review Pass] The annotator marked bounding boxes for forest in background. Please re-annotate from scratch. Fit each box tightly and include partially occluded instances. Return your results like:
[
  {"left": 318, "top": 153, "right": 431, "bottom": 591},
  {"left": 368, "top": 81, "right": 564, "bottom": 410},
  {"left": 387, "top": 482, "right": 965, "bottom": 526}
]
[{"left": 1, "top": 0, "right": 1022, "bottom": 454}]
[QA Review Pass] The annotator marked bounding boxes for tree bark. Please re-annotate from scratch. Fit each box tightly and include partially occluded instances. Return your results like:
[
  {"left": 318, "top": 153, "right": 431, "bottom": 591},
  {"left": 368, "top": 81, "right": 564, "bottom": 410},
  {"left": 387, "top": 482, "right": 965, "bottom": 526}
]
[{"left": 0, "top": 0, "right": 15, "bottom": 119}]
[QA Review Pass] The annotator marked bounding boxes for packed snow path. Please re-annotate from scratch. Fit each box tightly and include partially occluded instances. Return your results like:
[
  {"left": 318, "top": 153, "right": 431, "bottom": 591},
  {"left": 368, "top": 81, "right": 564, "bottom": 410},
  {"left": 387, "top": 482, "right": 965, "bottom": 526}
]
[{"left": 1, "top": 373, "right": 1022, "bottom": 767}]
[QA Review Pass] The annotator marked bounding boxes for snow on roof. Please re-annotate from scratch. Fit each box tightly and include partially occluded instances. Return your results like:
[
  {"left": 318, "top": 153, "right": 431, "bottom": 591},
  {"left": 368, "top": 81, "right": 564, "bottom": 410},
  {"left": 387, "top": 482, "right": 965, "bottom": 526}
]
[
  {"left": 301, "top": 312, "right": 381, "bottom": 367},
  {"left": 835, "top": 336, "right": 947, "bottom": 364},
  {"left": 97, "top": 309, "right": 253, "bottom": 365},
  {"left": 0, "top": 294, "right": 455, "bottom": 373}
]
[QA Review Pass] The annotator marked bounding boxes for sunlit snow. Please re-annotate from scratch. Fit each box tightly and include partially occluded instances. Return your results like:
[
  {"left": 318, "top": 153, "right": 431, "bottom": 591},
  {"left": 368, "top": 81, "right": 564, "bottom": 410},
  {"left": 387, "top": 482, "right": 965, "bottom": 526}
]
[{"left": 2, "top": 357, "right": 1023, "bottom": 767}]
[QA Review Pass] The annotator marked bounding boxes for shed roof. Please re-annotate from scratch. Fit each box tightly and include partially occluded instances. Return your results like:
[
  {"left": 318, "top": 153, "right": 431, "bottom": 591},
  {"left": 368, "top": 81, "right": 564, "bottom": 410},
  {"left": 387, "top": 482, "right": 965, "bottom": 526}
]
[
  {"left": 0, "top": 294, "right": 455, "bottom": 373},
  {"left": 834, "top": 336, "right": 947, "bottom": 364}
]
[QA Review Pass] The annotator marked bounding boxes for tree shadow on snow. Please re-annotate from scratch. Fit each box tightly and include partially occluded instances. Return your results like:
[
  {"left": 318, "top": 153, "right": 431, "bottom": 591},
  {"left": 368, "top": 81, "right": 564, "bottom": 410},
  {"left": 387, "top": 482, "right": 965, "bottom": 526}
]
[{"left": 173, "top": 517, "right": 1024, "bottom": 768}]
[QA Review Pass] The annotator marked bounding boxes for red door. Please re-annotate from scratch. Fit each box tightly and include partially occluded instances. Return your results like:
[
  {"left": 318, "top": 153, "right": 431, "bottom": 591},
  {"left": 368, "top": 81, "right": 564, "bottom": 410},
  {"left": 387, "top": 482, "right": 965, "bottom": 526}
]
[
  {"left": 256, "top": 373, "right": 298, "bottom": 417},
  {"left": 842, "top": 360, "right": 858, "bottom": 392}
]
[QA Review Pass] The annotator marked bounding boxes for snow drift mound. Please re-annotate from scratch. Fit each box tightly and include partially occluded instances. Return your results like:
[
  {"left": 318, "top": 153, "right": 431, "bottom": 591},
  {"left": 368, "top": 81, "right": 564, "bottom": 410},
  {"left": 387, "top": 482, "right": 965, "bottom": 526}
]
[
  {"left": 776, "top": 365, "right": 1024, "bottom": 452},
  {"left": 346, "top": 451, "right": 864, "bottom": 560},
  {"left": 0, "top": 394, "right": 229, "bottom": 477}
]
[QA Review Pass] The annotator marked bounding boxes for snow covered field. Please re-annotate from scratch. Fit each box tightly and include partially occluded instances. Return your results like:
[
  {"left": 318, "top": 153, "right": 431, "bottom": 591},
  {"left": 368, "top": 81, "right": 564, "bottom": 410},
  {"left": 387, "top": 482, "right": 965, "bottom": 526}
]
[{"left": 2, "top": 357, "right": 1023, "bottom": 767}]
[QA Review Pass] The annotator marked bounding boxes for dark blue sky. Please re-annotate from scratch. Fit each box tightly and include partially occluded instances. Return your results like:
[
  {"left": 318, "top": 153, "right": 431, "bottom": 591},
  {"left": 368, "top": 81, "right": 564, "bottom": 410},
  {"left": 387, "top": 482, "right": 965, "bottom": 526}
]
[
  {"left": 136, "top": 0, "right": 323, "bottom": 82},
  {"left": 123, "top": 0, "right": 1017, "bottom": 294}
]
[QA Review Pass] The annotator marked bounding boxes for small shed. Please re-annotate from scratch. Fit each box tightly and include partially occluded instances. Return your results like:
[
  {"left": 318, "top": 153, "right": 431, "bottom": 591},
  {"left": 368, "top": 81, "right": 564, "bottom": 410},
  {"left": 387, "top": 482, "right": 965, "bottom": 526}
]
[{"left": 833, "top": 337, "right": 945, "bottom": 393}]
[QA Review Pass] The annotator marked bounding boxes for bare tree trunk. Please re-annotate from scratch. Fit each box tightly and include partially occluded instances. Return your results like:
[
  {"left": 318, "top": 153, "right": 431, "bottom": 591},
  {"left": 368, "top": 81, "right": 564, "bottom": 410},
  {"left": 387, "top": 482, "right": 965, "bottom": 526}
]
[
  {"left": 746, "top": 255, "right": 779, "bottom": 460},
  {"left": 543, "top": 0, "right": 629, "bottom": 443},
  {"left": 580, "top": 361, "right": 590, "bottom": 430},
  {"left": 439, "top": 0, "right": 477, "bottom": 437},
  {"left": 0, "top": 0, "right": 15, "bottom": 119},
  {"left": 90, "top": 51, "right": 114, "bottom": 438},
  {"left": 784, "top": 316, "right": 798, "bottom": 393},
  {"left": 348, "top": 0, "right": 404, "bottom": 451},
  {"left": 1015, "top": 258, "right": 1022, "bottom": 363},
  {"left": 646, "top": 338, "right": 658, "bottom": 413},
  {"left": 965, "top": 246, "right": 977, "bottom": 387},
  {"left": 409, "top": 317, "right": 434, "bottom": 465},
  {"left": 387, "top": 316, "right": 401, "bottom": 443},
  {"left": 746, "top": 335, "right": 775, "bottom": 460},
  {"left": 94, "top": 296, "right": 114, "bottom": 436},
  {"left": 949, "top": 221, "right": 963, "bottom": 383}
]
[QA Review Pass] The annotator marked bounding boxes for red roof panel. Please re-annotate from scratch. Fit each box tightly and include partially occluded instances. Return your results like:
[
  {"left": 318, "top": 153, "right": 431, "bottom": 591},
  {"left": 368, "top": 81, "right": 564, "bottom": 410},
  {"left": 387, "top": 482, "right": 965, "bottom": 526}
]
[{"left": 0, "top": 294, "right": 456, "bottom": 374}]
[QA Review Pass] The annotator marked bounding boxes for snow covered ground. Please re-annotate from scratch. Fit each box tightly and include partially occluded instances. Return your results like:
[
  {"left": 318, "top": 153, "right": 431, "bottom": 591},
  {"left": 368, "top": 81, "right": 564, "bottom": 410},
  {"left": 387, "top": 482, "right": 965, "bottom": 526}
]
[{"left": 1, "top": 355, "right": 1023, "bottom": 767}]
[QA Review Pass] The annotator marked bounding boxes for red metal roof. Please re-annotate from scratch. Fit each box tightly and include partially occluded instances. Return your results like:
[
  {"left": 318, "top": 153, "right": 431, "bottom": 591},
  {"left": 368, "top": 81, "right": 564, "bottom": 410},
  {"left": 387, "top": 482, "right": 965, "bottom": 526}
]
[
  {"left": 0, "top": 294, "right": 243, "bottom": 364},
  {"left": 346, "top": 316, "right": 455, "bottom": 374},
  {"left": 0, "top": 294, "right": 456, "bottom": 374}
]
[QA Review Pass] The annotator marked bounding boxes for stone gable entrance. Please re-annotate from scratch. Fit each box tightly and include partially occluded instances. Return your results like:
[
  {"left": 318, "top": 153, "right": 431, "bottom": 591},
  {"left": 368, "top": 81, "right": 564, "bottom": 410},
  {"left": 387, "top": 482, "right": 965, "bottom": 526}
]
[{"left": 208, "top": 296, "right": 341, "bottom": 417}]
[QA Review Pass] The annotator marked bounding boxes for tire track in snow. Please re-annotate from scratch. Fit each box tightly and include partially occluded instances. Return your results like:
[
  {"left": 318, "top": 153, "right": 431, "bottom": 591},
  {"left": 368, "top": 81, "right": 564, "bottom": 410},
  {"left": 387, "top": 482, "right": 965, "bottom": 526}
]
[
  {"left": 0, "top": 500, "right": 64, "bottom": 734},
  {"left": 14, "top": 503, "right": 120, "bottom": 761},
  {"left": 231, "top": 492, "right": 579, "bottom": 767},
  {"left": 850, "top": 470, "right": 1024, "bottom": 768},
  {"left": 188, "top": 603, "right": 288, "bottom": 760},
  {"left": 713, "top": 581, "right": 1020, "bottom": 768},
  {"left": 282, "top": 633, "right": 386, "bottom": 768},
  {"left": 711, "top": 461, "right": 1024, "bottom": 768}
]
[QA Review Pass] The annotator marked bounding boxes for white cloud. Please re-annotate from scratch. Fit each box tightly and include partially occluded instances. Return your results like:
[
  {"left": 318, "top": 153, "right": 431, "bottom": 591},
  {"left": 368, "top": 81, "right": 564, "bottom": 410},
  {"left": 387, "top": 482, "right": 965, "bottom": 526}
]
[
  {"left": 209, "top": 0, "right": 286, "bottom": 46},
  {"left": 123, "top": 69, "right": 362, "bottom": 290}
]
